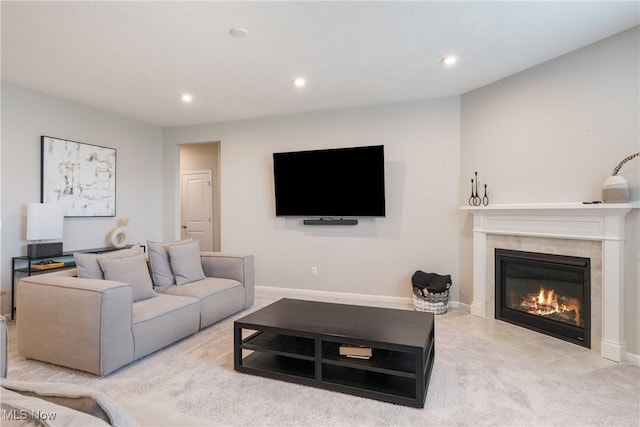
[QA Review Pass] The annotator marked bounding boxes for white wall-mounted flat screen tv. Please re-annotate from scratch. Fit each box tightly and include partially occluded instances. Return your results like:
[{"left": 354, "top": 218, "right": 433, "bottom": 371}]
[{"left": 273, "top": 145, "right": 385, "bottom": 217}]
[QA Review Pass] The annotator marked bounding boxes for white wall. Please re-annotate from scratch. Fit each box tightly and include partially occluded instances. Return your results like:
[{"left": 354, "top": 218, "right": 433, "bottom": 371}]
[
  {"left": 459, "top": 27, "right": 639, "bottom": 354},
  {"left": 164, "top": 98, "right": 461, "bottom": 299},
  {"left": 1, "top": 82, "right": 164, "bottom": 316},
  {"left": 460, "top": 27, "right": 639, "bottom": 206}
]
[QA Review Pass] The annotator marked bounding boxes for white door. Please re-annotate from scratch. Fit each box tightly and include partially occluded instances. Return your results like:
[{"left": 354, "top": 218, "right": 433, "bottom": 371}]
[{"left": 181, "top": 171, "right": 213, "bottom": 251}]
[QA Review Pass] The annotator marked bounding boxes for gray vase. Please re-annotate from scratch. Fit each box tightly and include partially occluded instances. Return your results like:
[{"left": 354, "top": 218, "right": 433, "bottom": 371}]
[{"left": 602, "top": 175, "right": 630, "bottom": 203}]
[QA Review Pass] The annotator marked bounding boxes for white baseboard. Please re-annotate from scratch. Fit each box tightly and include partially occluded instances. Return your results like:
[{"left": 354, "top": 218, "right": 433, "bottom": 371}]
[
  {"left": 256, "top": 285, "right": 412, "bottom": 306},
  {"left": 452, "top": 301, "right": 470, "bottom": 311},
  {"left": 625, "top": 351, "right": 640, "bottom": 366},
  {"left": 256, "top": 285, "right": 470, "bottom": 312}
]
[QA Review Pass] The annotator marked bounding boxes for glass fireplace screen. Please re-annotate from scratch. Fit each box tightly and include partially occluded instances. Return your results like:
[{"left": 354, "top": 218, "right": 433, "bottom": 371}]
[
  {"left": 495, "top": 249, "right": 590, "bottom": 347},
  {"left": 503, "top": 263, "right": 585, "bottom": 328}
]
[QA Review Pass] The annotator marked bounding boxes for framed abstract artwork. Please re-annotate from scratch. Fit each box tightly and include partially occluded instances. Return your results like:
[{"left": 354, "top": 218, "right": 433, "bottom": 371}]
[{"left": 41, "top": 136, "right": 117, "bottom": 217}]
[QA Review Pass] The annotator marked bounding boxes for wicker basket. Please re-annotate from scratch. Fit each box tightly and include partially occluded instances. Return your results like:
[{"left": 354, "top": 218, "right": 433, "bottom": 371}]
[{"left": 412, "top": 285, "right": 450, "bottom": 314}]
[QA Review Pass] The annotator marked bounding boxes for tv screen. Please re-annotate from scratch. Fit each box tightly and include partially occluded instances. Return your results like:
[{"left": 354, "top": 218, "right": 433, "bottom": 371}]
[{"left": 273, "top": 145, "right": 385, "bottom": 217}]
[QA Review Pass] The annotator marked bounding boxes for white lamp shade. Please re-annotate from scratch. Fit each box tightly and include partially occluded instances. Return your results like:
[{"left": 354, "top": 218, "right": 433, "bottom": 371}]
[{"left": 26, "top": 203, "right": 64, "bottom": 240}]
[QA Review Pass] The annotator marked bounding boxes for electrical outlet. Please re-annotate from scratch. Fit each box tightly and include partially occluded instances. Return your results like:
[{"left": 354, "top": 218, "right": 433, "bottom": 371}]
[{"left": 311, "top": 266, "right": 318, "bottom": 276}]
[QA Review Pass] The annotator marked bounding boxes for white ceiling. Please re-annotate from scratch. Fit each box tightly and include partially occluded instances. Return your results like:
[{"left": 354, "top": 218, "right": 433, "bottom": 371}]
[{"left": 2, "top": 1, "right": 638, "bottom": 127}]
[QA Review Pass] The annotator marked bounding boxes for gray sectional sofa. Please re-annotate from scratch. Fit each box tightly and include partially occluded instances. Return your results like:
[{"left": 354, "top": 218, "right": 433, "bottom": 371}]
[{"left": 15, "top": 247, "right": 254, "bottom": 376}]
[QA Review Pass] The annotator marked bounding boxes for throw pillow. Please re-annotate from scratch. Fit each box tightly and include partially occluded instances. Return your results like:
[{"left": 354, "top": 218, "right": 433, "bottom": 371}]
[
  {"left": 74, "top": 245, "right": 143, "bottom": 279},
  {"left": 147, "top": 239, "right": 193, "bottom": 287},
  {"left": 168, "top": 240, "right": 205, "bottom": 285},
  {"left": 98, "top": 254, "right": 156, "bottom": 302}
]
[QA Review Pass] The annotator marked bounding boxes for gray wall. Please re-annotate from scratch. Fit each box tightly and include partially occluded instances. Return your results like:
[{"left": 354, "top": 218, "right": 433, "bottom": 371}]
[
  {"left": 459, "top": 27, "right": 639, "bottom": 354},
  {"left": 1, "top": 82, "right": 164, "bottom": 316},
  {"left": 164, "top": 98, "right": 461, "bottom": 300}
]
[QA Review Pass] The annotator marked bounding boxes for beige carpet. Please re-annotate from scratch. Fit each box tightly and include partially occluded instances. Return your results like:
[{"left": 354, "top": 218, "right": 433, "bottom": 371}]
[{"left": 4, "top": 293, "right": 640, "bottom": 426}]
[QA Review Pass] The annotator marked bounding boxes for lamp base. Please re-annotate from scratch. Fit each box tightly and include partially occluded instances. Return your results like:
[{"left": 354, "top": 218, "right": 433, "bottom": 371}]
[{"left": 27, "top": 242, "right": 63, "bottom": 258}]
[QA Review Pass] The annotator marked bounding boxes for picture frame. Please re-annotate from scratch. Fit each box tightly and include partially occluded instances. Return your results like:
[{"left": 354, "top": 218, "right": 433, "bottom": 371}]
[{"left": 41, "top": 136, "right": 117, "bottom": 217}]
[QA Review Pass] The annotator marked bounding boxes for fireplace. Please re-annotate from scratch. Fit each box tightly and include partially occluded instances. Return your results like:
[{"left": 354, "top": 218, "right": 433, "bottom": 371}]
[
  {"left": 463, "top": 202, "right": 637, "bottom": 361},
  {"left": 495, "top": 249, "right": 591, "bottom": 348}
]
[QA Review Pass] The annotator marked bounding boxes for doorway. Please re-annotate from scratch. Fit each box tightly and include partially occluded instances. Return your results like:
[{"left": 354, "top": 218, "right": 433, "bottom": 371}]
[
  {"left": 180, "top": 142, "right": 221, "bottom": 252},
  {"left": 181, "top": 170, "right": 213, "bottom": 250}
]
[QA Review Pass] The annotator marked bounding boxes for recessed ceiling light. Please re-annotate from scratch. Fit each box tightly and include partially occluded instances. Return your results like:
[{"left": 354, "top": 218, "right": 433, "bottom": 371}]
[
  {"left": 229, "top": 27, "right": 248, "bottom": 38},
  {"left": 441, "top": 55, "right": 458, "bottom": 66},
  {"left": 181, "top": 94, "right": 193, "bottom": 103},
  {"left": 293, "top": 77, "right": 306, "bottom": 88}
]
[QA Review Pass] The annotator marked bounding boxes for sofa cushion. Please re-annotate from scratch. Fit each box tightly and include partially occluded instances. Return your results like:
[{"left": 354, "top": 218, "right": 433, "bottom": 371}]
[
  {"left": 131, "top": 294, "right": 200, "bottom": 359},
  {"left": 1, "top": 315, "right": 7, "bottom": 379},
  {"left": 158, "top": 277, "right": 242, "bottom": 300},
  {"left": 159, "top": 277, "right": 245, "bottom": 328},
  {"left": 98, "top": 255, "right": 156, "bottom": 302},
  {"left": 168, "top": 241, "right": 206, "bottom": 285},
  {"left": 0, "top": 379, "right": 140, "bottom": 427},
  {"left": 75, "top": 245, "right": 143, "bottom": 279},
  {"left": 147, "top": 239, "right": 192, "bottom": 287}
]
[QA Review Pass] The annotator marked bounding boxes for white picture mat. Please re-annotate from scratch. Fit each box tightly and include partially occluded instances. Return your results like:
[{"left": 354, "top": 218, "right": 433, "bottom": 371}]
[{"left": 41, "top": 136, "right": 116, "bottom": 217}]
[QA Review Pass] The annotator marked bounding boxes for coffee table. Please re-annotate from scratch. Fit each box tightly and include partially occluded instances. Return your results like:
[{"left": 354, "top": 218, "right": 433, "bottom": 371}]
[{"left": 234, "top": 298, "right": 435, "bottom": 408}]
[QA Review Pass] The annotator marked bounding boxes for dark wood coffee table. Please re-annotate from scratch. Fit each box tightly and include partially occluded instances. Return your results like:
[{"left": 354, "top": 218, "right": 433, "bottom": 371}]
[{"left": 234, "top": 298, "right": 435, "bottom": 408}]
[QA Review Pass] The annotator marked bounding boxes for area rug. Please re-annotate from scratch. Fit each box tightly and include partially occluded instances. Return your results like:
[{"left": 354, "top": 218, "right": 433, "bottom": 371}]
[{"left": 5, "top": 295, "right": 640, "bottom": 426}]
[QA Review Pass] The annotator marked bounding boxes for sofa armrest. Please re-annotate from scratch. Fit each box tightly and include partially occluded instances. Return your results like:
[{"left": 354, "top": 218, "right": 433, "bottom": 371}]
[
  {"left": 0, "top": 315, "right": 7, "bottom": 378},
  {"left": 16, "top": 274, "right": 135, "bottom": 376},
  {"left": 200, "top": 252, "right": 255, "bottom": 308},
  {"left": 1, "top": 379, "right": 141, "bottom": 426}
]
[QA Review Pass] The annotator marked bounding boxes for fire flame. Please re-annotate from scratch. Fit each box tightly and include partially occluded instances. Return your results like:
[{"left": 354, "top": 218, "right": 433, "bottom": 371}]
[
  {"left": 521, "top": 286, "right": 581, "bottom": 325},
  {"left": 536, "top": 288, "right": 555, "bottom": 306}
]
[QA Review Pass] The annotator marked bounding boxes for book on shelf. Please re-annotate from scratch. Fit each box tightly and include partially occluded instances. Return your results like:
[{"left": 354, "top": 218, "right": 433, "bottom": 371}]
[
  {"left": 343, "top": 354, "right": 371, "bottom": 360},
  {"left": 339, "top": 344, "right": 373, "bottom": 359}
]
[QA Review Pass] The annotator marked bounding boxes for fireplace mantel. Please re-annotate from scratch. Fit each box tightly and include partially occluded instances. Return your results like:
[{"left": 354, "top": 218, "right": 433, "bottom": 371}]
[
  {"left": 461, "top": 202, "right": 639, "bottom": 212},
  {"left": 461, "top": 202, "right": 639, "bottom": 362},
  {"left": 461, "top": 202, "right": 639, "bottom": 241}
]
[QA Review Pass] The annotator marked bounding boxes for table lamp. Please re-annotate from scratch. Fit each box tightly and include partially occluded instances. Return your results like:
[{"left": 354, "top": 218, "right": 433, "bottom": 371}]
[{"left": 26, "top": 203, "right": 64, "bottom": 258}]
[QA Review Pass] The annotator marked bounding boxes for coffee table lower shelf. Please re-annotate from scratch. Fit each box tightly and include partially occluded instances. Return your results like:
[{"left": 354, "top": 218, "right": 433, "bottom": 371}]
[
  {"left": 234, "top": 300, "right": 435, "bottom": 408},
  {"left": 241, "top": 352, "right": 316, "bottom": 381}
]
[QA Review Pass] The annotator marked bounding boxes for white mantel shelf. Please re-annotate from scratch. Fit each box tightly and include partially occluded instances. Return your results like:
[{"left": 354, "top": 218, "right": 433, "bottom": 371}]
[
  {"left": 460, "top": 202, "right": 639, "bottom": 242},
  {"left": 461, "top": 201, "right": 639, "bottom": 362},
  {"left": 460, "top": 201, "right": 640, "bottom": 213}
]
